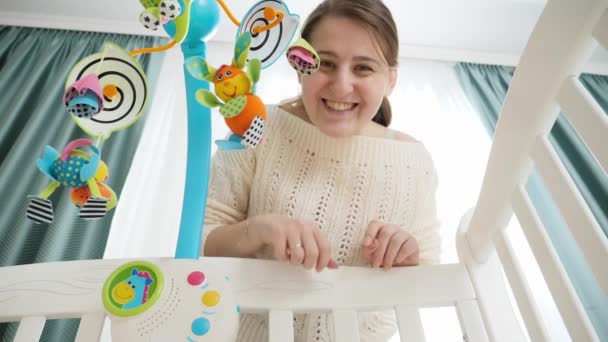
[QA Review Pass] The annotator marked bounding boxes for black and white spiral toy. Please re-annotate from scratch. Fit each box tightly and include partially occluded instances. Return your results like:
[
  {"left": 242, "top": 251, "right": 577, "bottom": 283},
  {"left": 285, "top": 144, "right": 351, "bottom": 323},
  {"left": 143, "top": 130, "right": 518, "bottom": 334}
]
[
  {"left": 237, "top": 0, "right": 300, "bottom": 69},
  {"left": 65, "top": 42, "right": 148, "bottom": 139}
]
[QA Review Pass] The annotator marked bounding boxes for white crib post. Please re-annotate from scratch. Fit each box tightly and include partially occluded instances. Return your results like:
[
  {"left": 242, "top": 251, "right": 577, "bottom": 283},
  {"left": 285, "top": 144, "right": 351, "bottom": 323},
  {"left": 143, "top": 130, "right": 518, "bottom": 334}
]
[
  {"left": 269, "top": 309, "right": 294, "bottom": 342},
  {"left": 333, "top": 309, "right": 360, "bottom": 341},
  {"left": 512, "top": 188, "right": 599, "bottom": 341},
  {"left": 14, "top": 316, "right": 46, "bottom": 342},
  {"left": 395, "top": 306, "right": 426, "bottom": 342},
  {"left": 457, "top": 212, "right": 526, "bottom": 342},
  {"left": 455, "top": 300, "right": 489, "bottom": 342},
  {"left": 75, "top": 313, "right": 106, "bottom": 342}
]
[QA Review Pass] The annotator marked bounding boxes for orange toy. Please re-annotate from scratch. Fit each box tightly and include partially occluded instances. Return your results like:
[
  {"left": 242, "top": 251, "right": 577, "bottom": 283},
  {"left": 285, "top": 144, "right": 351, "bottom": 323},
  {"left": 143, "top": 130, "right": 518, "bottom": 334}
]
[
  {"left": 71, "top": 182, "right": 117, "bottom": 209},
  {"left": 224, "top": 94, "right": 265, "bottom": 136},
  {"left": 185, "top": 32, "right": 265, "bottom": 149}
]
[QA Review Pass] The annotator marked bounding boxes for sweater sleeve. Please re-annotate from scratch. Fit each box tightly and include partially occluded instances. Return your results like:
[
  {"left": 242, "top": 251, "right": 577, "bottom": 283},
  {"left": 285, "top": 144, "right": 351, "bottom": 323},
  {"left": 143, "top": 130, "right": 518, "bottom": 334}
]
[
  {"left": 410, "top": 152, "right": 442, "bottom": 265},
  {"left": 201, "top": 149, "right": 256, "bottom": 250}
]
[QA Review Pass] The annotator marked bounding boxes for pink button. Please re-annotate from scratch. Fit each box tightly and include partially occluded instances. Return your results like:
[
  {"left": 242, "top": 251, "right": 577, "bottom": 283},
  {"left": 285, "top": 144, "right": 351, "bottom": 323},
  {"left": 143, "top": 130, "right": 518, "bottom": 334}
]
[{"left": 187, "top": 271, "right": 205, "bottom": 286}]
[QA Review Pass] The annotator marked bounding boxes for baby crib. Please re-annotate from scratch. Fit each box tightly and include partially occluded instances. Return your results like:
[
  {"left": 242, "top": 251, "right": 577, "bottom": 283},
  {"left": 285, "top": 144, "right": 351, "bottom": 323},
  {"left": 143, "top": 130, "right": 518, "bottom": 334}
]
[{"left": 1, "top": 0, "right": 607, "bottom": 340}]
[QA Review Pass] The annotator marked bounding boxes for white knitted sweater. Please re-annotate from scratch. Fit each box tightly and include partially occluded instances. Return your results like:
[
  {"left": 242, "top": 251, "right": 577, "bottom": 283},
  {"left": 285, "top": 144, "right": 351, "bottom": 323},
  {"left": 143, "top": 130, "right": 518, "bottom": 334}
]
[{"left": 203, "top": 105, "right": 441, "bottom": 341}]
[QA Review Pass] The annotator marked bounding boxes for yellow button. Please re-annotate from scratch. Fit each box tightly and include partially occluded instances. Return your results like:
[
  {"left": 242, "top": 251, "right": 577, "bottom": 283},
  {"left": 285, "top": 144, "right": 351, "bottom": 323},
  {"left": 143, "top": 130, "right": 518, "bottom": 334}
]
[{"left": 202, "top": 290, "right": 220, "bottom": 307}]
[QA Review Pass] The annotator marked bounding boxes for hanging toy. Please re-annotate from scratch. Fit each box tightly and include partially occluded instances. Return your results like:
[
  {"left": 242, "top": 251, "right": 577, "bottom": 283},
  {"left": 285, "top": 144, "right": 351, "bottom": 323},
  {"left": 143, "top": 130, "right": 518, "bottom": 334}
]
[
  {"left": 185, "top": 32, "right": 265, "bottom": 150},
  {"left": 236, "top": 0, "right": 300, "bottom": 69},
  {"left": 65, "top": 42, "right": 149, "bottom": 141},
  {"left": 69, "top": 159, "right": 117, "bottom": 213},
  {"left": 286, "top": 38, "right": 320, "bottom": 76},
  {"left": 64, "top": 73, "right": 104, "bottom": 119},
  {"left": 139, "top": 0, "right": 183, "bottom": 31},
  {"left": 26, "top": 139, "right": 116, "bottom": 224}
]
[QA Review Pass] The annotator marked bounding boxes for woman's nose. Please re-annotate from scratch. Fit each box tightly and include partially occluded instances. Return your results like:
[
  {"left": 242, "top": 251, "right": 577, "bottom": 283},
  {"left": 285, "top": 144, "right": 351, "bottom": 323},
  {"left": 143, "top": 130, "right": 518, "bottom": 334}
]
[{"left": 329, "top": 68, "right": 354, "bottom": 96}]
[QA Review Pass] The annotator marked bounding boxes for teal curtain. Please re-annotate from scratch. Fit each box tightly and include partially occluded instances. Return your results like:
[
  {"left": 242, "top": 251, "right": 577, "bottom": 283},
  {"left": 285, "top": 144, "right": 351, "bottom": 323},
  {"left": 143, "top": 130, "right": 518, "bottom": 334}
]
[
  {"left": 0, "top": 26, "right": 166, "bottom": 342},
  {"left": 455, "top": 63, "right": 608, "bottom": 341}
]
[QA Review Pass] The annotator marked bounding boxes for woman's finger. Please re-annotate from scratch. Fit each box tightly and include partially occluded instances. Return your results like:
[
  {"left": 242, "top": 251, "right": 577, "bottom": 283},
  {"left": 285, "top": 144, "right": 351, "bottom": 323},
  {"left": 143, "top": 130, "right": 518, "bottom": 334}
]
[
  {"left": 301, "top": 227, "right": 319, "bottom": 270},
  {"left": 313, "top": 229, "right": 331, "bottom": 272},
  {"left": 286, "top": 225, "right": 305, "bottom": 265},
  {"left": 363, "top": 220, "right": 383, "bottom": 247},
  {"left": 363, "top": 238, "right": 379, "bottom": 264},
  {"left": 394, "top": 236, "right": 419, "bottom": 266},
  {"left": 372, "top": 226, "right": 396, "bottom": 268},
  {"left": 382, "top": 231, "right": 408, "bottom": 270},
  {"left": 270, "top": 230, "right": 289, "bottom": 262}
]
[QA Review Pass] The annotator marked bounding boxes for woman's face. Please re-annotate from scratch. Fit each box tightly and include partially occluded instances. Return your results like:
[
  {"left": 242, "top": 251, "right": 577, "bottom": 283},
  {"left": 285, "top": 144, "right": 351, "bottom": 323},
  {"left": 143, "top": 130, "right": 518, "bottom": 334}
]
[{"left": 300, "top": 15, "right": 397, "bottom": 138}]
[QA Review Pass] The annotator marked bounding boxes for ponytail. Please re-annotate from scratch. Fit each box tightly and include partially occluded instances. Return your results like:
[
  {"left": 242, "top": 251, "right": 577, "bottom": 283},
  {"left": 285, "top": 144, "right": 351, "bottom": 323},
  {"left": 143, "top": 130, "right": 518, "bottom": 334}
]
[{"left": 372, "top": 97, "right": 392, "bottom": 127}]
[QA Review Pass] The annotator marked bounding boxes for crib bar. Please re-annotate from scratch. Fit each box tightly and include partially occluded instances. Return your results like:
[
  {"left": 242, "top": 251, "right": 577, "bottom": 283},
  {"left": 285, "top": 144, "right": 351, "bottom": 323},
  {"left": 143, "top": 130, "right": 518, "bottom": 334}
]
[
  {"left": 268, "top": 310, "right": 294, "bottom": 342},
  {"left": 457, "top": 214, "right": 526, "bottom": 342},
  {"left": 531, "top": 136, "right": 608, "bottom": 294},
  {"left": 493, "top": 230, "right": 551, "bottom": 341},
  {"left": 395, "top": 306, "right": 426, "bottom": 342},
  {"left": 593, "top": 10, "right": 608, "bottom": 50},
  {"left": 557, "top": 76, "right": 608, "bottom": 173},
  {"left": 332, "top": 309, "right": 360, "bottom": 341},
  {"left": 512, "top": 187, "right": 599, "bottom": 342},
  {"left": 463, "top": 0, "right": 605, "bottom": 263},
  {"left": 14, "top": 316, "right": 46, "bottom": 342},
  {"left": 74, "top": 312, "right": 106, "bottom": 342},
  {"left": 455, "top": 300, "right": 489, "bottom": 342}
]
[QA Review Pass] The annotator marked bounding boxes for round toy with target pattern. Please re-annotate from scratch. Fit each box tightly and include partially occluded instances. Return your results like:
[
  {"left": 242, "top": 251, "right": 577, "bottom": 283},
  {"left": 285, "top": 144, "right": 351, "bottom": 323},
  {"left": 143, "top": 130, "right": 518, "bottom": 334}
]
[{"left": 65, "top": 42, "right": 148, "bottom": 140}]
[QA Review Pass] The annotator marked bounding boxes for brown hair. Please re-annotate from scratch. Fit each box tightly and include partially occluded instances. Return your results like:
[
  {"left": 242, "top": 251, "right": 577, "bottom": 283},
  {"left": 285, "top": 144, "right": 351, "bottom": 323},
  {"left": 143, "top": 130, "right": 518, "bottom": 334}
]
[{"left": 286, "top": 0, "right": 399, "bottom": 127}]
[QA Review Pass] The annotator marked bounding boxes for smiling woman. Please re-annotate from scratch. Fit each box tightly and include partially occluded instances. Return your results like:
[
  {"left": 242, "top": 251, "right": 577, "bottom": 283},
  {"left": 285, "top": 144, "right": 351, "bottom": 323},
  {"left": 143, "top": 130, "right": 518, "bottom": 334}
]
[
  {"left": 296, "top": 15, "right": 397, "bottom": 138},
  {"left": 201, "top": 0, "right": 442, "bottom": 341}
]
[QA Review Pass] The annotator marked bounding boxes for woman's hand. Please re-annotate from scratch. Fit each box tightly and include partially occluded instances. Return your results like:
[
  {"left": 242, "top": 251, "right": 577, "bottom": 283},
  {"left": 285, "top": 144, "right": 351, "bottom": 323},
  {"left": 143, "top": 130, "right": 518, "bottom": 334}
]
[
  {"left": 249, "top": 214, "right": 339, "bottom": 272},
  {"left": 361, "top": 220, "right": 419, "bottom": 270}
]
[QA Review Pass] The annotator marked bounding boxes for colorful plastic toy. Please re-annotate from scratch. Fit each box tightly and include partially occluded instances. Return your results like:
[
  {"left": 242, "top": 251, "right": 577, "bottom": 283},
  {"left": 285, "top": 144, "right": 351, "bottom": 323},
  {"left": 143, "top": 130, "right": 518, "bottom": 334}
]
[
  {"left": 102, "top": 260, "right": 238, "bottom": 341},
  {"left": 64, "top": 42, "right": 149, "bottom": 141},
  {"left": 287, "top": 38, "right": 320, "bottom": 75},
  {"left": 26, "top": 139, "right": 115, "bottom": 223},
  {"left": 64, "top": 73, "right": 104, "bottom": 119},
  {"left": 139, "top": 0, "right": 183, "bottom": 31},
  {"left": 69, "top": 159, "right": 117, "bottom": 212},
  {"left": 236, "top": 0, "right": 300, "bottom": 69},
  {"left": 186, "top": 32, "right": 266, "bottom": 150}
]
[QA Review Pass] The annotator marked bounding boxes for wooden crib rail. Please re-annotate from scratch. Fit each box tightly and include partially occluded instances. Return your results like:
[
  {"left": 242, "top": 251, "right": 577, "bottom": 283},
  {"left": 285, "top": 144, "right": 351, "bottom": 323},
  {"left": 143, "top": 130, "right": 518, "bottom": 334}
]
[
  {"left": 594, "top": 11, "right": 608, "bottom": 51},
  {"left": 511, "top": 188, "right": 596, "bottom": 341},
  {"left": 462, "top": 0, "right": 608, "bottom": 270},
  {"left": 458, "top": 0, "right": 608, "bottom": 341},
  {"left": 0, "top": 257, "right": 482, "bottom": 342},
  {"left": 557, "top": 76, "right": 608, "bottom": 173}
]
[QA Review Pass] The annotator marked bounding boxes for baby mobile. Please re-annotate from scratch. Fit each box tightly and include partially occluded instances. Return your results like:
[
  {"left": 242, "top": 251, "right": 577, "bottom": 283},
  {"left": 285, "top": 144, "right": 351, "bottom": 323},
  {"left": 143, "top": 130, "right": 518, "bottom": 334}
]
[
  {"left": 25, "top": 41, "right": 147, "bottom": 224},
  {"left": 25, "top": 0, "right": 319, "bottom": 226},
  {"left": 26, "top": 0, "right": 321, "bottom": 340}
]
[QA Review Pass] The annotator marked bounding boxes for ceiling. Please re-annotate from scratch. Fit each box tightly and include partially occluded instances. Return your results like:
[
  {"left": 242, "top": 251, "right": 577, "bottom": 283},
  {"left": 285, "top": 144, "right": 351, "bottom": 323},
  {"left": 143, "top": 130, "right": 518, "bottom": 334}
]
[{"left": 1, "top": 0, "right": 607, "bottom": 67}]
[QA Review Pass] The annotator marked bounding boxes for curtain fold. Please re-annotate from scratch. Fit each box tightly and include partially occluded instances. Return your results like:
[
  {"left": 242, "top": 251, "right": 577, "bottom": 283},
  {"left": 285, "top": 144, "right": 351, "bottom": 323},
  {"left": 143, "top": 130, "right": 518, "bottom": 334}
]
[
  {"left": 0, "top": 25, "right": 166, "bottom": 342},
  {"left": 455, "top": 62, "right": 608, "bottom": 341}
]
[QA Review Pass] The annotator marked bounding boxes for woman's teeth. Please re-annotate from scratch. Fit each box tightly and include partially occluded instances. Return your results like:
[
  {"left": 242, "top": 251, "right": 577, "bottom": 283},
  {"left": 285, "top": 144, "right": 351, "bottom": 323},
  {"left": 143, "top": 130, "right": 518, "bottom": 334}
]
[{"left": 325, "top": 100, "right": 356, "bottom": 111}]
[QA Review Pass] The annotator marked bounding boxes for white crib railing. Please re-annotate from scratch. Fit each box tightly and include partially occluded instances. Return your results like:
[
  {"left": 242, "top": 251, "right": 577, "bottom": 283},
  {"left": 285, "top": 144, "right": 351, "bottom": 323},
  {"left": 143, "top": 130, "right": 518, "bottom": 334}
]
[
  {"left": 0, "top": 258, "right": 482, "bottom": 342},
  {"left": 1, "top": 0, "right": 607, "bottom": 341},
  {"left": 458, "top": 0, "right": 608, "bottom": 341}
]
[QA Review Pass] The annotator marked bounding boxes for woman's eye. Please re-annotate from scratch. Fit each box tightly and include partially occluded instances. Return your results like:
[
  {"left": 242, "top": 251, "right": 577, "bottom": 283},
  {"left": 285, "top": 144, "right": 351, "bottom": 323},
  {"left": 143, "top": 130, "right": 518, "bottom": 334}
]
[
  {"left": 355, "top": 65, "right": 373, "bottom": 72},
  {"left": 320, "top": 60, "right": 334, "bottom": 68}
]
